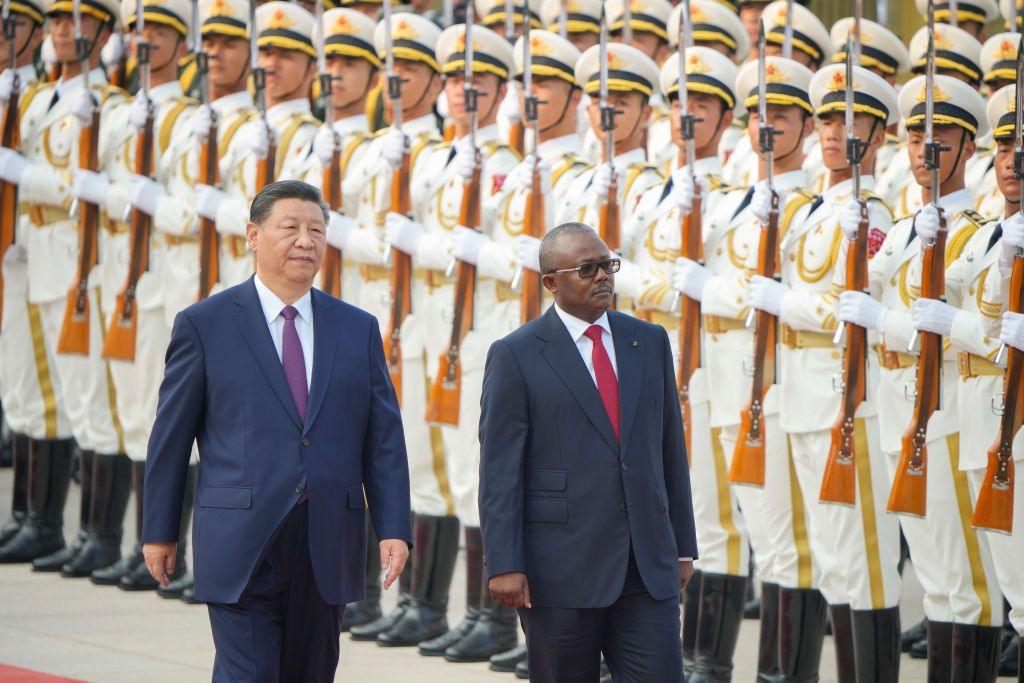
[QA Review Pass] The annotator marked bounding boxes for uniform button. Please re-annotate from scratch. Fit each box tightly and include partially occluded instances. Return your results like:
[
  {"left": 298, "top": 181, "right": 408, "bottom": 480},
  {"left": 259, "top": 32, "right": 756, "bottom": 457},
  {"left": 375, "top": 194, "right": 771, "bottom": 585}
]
[
  {"left": 295, "top": 483, "right": 304, "bottom": 494},
  {"left": 620, "top": 503, "right": 628, "bottom": 513},
  {"left": 302, "top": 437, "right": 310, "bottom": 447},
  {"left": 621, "top": 462, "right": 630, "bottom": 471}
]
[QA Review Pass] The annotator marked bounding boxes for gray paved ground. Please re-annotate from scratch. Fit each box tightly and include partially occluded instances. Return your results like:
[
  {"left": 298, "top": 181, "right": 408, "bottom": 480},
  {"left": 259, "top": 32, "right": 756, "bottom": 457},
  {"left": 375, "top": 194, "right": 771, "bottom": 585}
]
[{"left": 0, "top": 469, "right": 930, "bottom": 681}]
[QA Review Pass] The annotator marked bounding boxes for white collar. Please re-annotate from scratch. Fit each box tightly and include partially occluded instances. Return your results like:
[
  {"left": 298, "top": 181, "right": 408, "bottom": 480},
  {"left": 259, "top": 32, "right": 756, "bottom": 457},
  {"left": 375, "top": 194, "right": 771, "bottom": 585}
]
[
  {"left": 554, "top": 303, "right": 611, "bottom": 342},
  {"left": 538, "top": 133, "right": 583, "bottom": 159},
  {"left": 403, "top": 114, "right": 438, "bottom": 136},
  {"left": 613, "top": 147, "right": 647, "bottom": 168},
  {"left": 254, "top": 274, "right": 313, "bottom": 327},
  {"left": 928, "top": 188, "right": 970, "bottom": 212},
  {"left": 823, "top": 175, "right": 875, "bottom": 201},
  {"left": 15, "top": 64, "right": 35, "bottom": 87},
  {"left": 684, "top": 156, "right": 722, "bottom": 178},
  {"left": 332, "top": 114, "right": 367, "bottom": 135},
  {"left": 768, "top": 169, "right": 808, "bottom": 191},
  {"left": 457, "top": 123, "right": 499, "bottom": 144},
  {"left": 57, "top": 67, "right": 106, "bottom": 97},
  {"left": 212, "top": 90, "right": 254, "bottom": 115},
  {"left": 266, "top": 98, "right": 311, "bottom": 123},
  {"left": 147, "top": 80, "right": 182, "bottom": 105}
]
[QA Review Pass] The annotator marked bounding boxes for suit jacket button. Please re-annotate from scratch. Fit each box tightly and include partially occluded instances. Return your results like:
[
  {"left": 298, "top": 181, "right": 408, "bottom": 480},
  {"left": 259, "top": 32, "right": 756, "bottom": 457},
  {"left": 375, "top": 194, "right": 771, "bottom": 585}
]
[
  {"left": 620, "top": 503, "right": 628, "bottom": 513},
  {"left": 302, "top": 437, "right": 310, "bottom": 447},
  {"left": 295, "top": 483, "right": 304, "bottom": 494},
  {"left": 621, "top": 461, "right": 630, "bottom": 471}
]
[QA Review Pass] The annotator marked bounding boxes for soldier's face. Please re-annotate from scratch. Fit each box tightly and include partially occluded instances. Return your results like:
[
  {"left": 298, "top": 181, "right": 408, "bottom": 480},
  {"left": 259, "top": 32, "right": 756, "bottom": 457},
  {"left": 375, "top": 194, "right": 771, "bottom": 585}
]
[
  {"left": 444, "top": 72, "right": 504, "bottom": 124},
  {"left": 567, "top": 31, "right": 599, "bottom": 52},
  {"left": 249, "top": 198, "right": 326, "bottom": 286},
  {"left": 259, "top": 46, "right": 315, "bottom": 100},
  {"left": 615, "top": 29, "right": 667, "bottom": 64},
  {"left": 138, "top": 22, "right": 185, "bottom": 71},
  {"left": 669, "top": 92, "right": 732, "bottom": 155},
  {"left": 739, "top": 5, "right": 763, "bottom": 60},
  {"left": 906, "top": 125, "right": 975, "bottom": 188},
  {"left": 817, "top": 112, "right": 883, "bottom": 172},
  {"left": 525, "top": 76, "right": 580, "bottom": 131},
  {"left": 49, "top": 13, "right": 106, "bottom": 63},
  {"left": 586, "top": 91, "right": 651, "bottom": 145},
  {"left": 994, "top": 140, "right": 1021, "bottom": 207},
  {"left": 203, "top": 34, "right": 250, "bottom": 89},
  {"left": 747, "top": 104, "right": 813, "bottom": 160},
  {"left": 0, "top": 15, "right": 39, "bottom": 65},
  {"left": 326, "top": 55, "right": 376, "bottom": 109},
  {"left": 391, "top": 59, "right": 438, "bottom": 111}
]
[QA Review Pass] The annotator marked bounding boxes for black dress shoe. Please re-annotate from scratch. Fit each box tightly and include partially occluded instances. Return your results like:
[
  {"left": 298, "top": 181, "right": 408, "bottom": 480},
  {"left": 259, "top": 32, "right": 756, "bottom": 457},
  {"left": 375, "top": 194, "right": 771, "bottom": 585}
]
[
  {"left": 902, "top": 618, "right": 927, "bottom": 653},
  {"left": 351, "top": 601, "right": 409, "bottom": 641},
  {"left": 118, "top": 556, "right": 160, "bottom": 591},
  {"left": 418, "top": 610, "right": 478, "bottom": 656},
  {"left": 909, "top": 636, "right": 929, "bottom": 659},
  {"left": 91, "top": 545, "right": 142, "bottom": 585},
  {"left": 31, "top": 530, "right": 86, "bottom": 572},
  {"left": 490, "top": 643, "right": 527, "bottom": 673},
  {"left": 343, "top": 598, "right": 383, "bottom": 632},
  {"left": 376, "top": 602, "right": 448, "bottom": 647},
  {"left": 158, "top": 570, "right": 194, "bottom": 599},
  {"left": 515, "top": 658, "right": 529, "bottom": 679},
  {"left": 999, "top": 633, "right": 1020, "bottom": 677}
]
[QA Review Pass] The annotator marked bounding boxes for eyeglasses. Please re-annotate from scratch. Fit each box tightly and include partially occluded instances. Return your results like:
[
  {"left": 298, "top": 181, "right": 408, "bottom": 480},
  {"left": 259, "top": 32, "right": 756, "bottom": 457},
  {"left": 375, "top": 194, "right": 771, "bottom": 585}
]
[{"left": 548, "top": 258, "right": 621, "bottom": 279}]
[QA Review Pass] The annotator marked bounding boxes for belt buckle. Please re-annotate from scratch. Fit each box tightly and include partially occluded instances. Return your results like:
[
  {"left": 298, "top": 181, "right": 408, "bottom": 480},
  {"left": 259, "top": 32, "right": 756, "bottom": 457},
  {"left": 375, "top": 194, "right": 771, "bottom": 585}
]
[
  {"left": 781, "top": 325, "right": 797, "bottom": 348},
  {"left": 957, "top": 352, "right": 971, "bottom": 379}
]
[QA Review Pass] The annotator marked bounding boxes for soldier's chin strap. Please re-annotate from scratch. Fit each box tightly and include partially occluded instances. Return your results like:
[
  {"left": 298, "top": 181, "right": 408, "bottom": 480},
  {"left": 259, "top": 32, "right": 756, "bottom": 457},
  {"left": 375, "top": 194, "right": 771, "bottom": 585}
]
[
  {"left": 943, "top": 128, "right": 969, "bottom": 187},
  {"left": 538, "top": 85, "right": 575, "bottom": 135},
  {"left": 332, "top": 70, "right": 375, "bottom": 115},
  {"left": 14, "top": 23, "right": 37, "bottom": 60},
  {"left": 771, "top": 113, "right": 806, "bottom": 167},
  {"left": 272, "top": 56, "right": 315, "bottom": 105}
]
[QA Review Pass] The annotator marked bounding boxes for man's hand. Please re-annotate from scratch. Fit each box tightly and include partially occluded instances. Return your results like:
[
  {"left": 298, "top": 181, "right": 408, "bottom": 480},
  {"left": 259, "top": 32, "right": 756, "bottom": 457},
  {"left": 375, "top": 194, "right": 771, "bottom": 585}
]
[
  {"left": 680, "top": 560, "right": 695, "bottom": 589},
  {"left": 143, "top": 542, "right": 177, "bottom": 588},
  {"left": 379, "top": 539, "right": 409, "bottom": 590},
  {"left": 489, "top": 571, "right": 532, "bottom": 609}
]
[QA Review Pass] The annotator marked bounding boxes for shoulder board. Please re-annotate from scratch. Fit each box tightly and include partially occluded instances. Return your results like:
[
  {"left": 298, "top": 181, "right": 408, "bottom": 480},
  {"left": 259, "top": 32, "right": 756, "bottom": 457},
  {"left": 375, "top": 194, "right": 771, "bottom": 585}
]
[
  {"left": 859, "top": 190, "right": 894, "bottom": 218},
  {"left": 482, "top": 139, "right": 521, "bottom": 161},
  {"left": 961, "top": 208, "right": 995, "bottom": 228},
  {"left": 885, "top": 133, "right": 900, "bottom": 144},
  {"left": 99, "top": 84, "right": 128, "bottom": 104},
  {"left": 623, "top": 163, "right": 662, "bottom": 199},
  {"left": 649, "top": 107, "right": 668, "bottom": 122},
  {"left": 296, "top": 113, "right": 320, "bottom": 127},
  {"left": 340, "top": 131, "right": 371, "bottom": 177},
  {"left": 552, "top": 153, "right": 590, "bottom": 186},
  {"left": 18, "top": 81, "right": 50, "bottom": 117},
  {"left": 410, "top": 135, "right": 442, "bottom": 167},
  {"left": 791, "top": 187, "right": 816, "bottom": 201},
  {"left": 779, "top": 191, "right": 815, "bottom": 242},
  {"left": 174, "top": 95, "right": 199, "bottom": 106}
]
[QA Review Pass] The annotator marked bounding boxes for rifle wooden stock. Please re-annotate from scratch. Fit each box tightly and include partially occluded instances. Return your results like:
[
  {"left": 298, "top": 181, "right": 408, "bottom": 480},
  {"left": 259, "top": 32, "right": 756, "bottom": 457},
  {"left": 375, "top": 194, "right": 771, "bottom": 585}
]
[
  {"left": 972, "top": 250, "right": 1024, "bottom": 533},
  {"left": 103, "top": 114, "right": 155, "bottom": 362},
  {"left": 320, "top": 144, "right": 342, "bottom": 299},
  {"left": 887, "top": 220, "right": 947, "bottom": 517},
  {"left": 197, "top": 117, "right": 220, "bottom": 301},
  {"left": 256, "top": 130, "right": 276, "bottom": 193},
  {"left": 820, "top": 202, "right": 870, "bottom": 506},
  {"left": 426, "top": 162, "right": 481, "bottom": 426},
  {"left": 520, "top": 162, "right": 545, "bottom": 324},
  {"left": 0, "top": 77, "right": 20, "bottom": 325},
  {"left": 384, "top": 149, "right": 412, "bottom": 402},
  {"left": 729, "top": 191, "right": 780, "bottom": 487},
  {"left": 600, "top": 172, "right": 620, "bottom": 252},
  {"left": 676, "top": 189, "right": 703, "bottom": 465},
  {"left": 57, "top": 109, "right": 101, "bottom": 356},
  {"left": 508, "top": 120, "right": 524, "bottom": 156}
]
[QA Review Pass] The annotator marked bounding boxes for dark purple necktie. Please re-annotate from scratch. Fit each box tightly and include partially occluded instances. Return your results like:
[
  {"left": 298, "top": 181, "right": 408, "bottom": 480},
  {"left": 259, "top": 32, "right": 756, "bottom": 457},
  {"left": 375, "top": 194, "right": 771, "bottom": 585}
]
[{"left": 280, "top": 305, "right": 308, "bottom": 423}]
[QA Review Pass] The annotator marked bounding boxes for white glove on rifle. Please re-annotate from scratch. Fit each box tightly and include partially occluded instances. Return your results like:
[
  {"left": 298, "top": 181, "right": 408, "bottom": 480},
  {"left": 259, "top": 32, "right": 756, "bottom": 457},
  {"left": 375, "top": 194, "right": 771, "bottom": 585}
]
[
  {"left": 517, "top": 234, "right": 541, "bottom": 273},
  {"left": 129, "top": 95, "right": 152, "bottom": 131},
  {"left": 911, "top": 298, "right": 958, "bottom": 337},
  {"left": 72, "top": 169, "right": 109, "bottom": 205},
  {"left": 313, "top": 124, "right": 340, "bottom": 165},
  {"left": 915, "top": 202, "right": 941, "bottom": 244},
  {"left": 385, "top": 212, "right": 425, "bottom": 256},
  {"left": 326, "top": 211, "right": 354, "bottom": 250},
  {"left": 671, "top": 257, "right": 711, "bottom": 302},
  {"left": 100, "top": 32, "right": 123, "bottom": 70},
  {"left": 669, "top": 168, "right": 708, "bottom": 214},
  {"left": 381, "top": 128, "right": 406, "bottom": 170},
  {"left": 999, "top": 212, "right": 1024, "bottom": 273},
  {"left": 999, "top": 311, "right": 1024, "bottom": 352},
  {"left": 454, "top": 137, "right": 477, "bottom": 182},
  {"left": 838, "top": 200, "right": 864, "bottom": 240},
  {"left": 499, "top": 88, "right": 521, "bottom": 124},
  {"left": 0, "top": 147, "right": 28, "bottom": 185},
  {"left": 129, "top": 174, "right": 165, "bottom": 216},
  {"left": 436, "top": 91, "right": 449, "bottom": 119},
  {"left": 837, "top": 290, "right": 888, "bottom": 332},
  {"left": 748, "top": 275, "right": 792, "bottom": 316},
  {"left": 750, "top": 181, "right": 781, "bottom": 225},
  {"left": 40, "top": 36, "right": 56, "bottom": 69},
  {"left": 515, "top": 154, "right": 552, "bottom": 194},
  {"left": 593, "top": 163, "right": 614, "bottom": 200},
  {"left": 69, "top": 90, "right": 96, "bottom": 127},
  {"left": 242, "top": 120, "right": 269, "bottom": 158},
  {"left": 452, "top": 226, "right": 487, "bottom": 265},
  {"left": 194, "top": 183, "right": 226, "bottom": 221},
  {"left": 0, "top": 69, "right": 15, "bottom": 105},
  {"left": 192, "top": 104, "right": 214, "bottom": 140}
]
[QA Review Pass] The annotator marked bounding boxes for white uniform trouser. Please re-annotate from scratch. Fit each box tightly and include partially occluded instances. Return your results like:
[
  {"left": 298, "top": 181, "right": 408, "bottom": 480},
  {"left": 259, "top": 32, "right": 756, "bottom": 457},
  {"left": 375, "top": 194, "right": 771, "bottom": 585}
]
[
  {"left": 970, "top": 466, "right": 1024, "bottom": 634},
  {"left": 884, "top": 434, "right": 1003, "bottom": 626},
  {"left": 36, "top": 289, "right": 121, "bottom": 454},
  {"left": 722, "top": 417, "right": 816, "bottom": 590},
  {"left": 788, "top": 420, "right": 901, "bottom": 611},
  {"left": 0, "top": 258, "right": 70, "bottom": 440},
  {"left": 107, "top": 307, "right": 169, "bottom": 461}
]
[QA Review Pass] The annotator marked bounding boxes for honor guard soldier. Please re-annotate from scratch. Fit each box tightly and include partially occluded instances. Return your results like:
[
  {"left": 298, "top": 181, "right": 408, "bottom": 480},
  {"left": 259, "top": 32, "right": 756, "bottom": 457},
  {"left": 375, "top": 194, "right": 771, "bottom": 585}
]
[
  {"left": 606, "top": 0, "right": 673, "bottom": 65},
  {"left": 540, "top": 0, "right": 600, "bottom": 52},
  {"left": 837, "top": 73, "right": 1005, "bottom": 677},
  {"left": 0, "top": 0, "right": 59, "bottom": 560},
  {"left": 749, "top": 61, "right": 903, "bottom": 681},
  {"left": 915, "top": 0, "right": 999, "bottom": 42},
  {"left": 621, "top": 45, "right": 747, "bottom": 681},
  {"left": 973, "top": 33, "right": 1019, "bottom": 219},
  {"left": 0, "top": 0, "right": 125, "bottom": 570},
  {"left": 345, "top": 9, "right": 444, "bottom": 643},
  {"left": 674, "top": 55, "right": 823, "bottom": 682}
]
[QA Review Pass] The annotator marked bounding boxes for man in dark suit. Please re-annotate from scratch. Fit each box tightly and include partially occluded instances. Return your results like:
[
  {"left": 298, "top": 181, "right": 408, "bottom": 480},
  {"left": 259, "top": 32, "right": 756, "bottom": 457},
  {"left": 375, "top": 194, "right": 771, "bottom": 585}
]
[
  {"left": 141, "top": 180, "right": 412, "bottom": 681},
  {"left": 478, "top": 222, "right": 698, "bottom": 682}
]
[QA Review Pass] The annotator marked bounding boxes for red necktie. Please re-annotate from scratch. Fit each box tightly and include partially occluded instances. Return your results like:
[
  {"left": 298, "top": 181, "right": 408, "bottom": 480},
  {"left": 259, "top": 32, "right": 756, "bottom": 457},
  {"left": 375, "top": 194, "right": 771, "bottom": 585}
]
[{"left": 584, "top": 325, "right": 619, "bottom": 441}]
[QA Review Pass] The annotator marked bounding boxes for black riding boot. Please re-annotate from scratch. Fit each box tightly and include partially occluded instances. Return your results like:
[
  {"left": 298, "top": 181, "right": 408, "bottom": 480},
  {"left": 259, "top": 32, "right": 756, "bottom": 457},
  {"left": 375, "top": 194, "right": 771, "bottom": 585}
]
[
  {"left": 682, "top": 568, "right": 703, "bottom": 676},
  {"left": 851, "top": 607, "right": 900, "bottom": 683},
  {"left": 343, "top": 517, "right": 383, "bottom": 631},
  {"left": 926, "top": 621, "right": 954, "bottom": 683},
  {"left": 158, "top": 464, "right": 197, "bottom": 597},
  {"left": 62, "top": 452, "right": 131, "bottom": 576},
  {"left": 689, "top": 573, "right": 748, "bottom": 682},
  {"left": 90, "top": 460, "right": 145, "bottom": 586},
  {"left": 350, "top": 540, "right": 413, "bottom": 641},
  {"left": 0, "top": 438, "right": 74, "bottom": 563},
  {"left": 951, "top": 623, "right": 1002, "bottom": 683},
  {"left": 778, "top": 588, "right": 828, "bottom": 683},
  {"left": 33, "top": 448, "right": 93, "bottom": 571},
  {"left": 118, "top": 461, "right": 159, "bottom": 590},
  {"left": 419, "top": 525, "right": 483, "bottom": 656},
  {"left": 377, "top": 514, "right": 459, "bottom": 646},
  {"left": 757, "top": 582, "right": 782, "bottom": 683},
  {"left": 0, "top": 433, "right": 31, "bottom": 545},
  {"left": 829, "top": 604, "right": 856, "bottom": 683}
]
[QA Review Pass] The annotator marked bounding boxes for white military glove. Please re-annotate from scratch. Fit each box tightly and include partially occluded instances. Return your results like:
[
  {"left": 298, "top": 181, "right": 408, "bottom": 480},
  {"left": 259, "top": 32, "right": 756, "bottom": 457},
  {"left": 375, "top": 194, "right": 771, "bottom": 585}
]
[
  {"left": 72, "top": 169, "right": 109, "bottom": 204},
  {"left": 452, "top": 226, "right": 487, "bottom": 265},
  {"left": 129, "top": 174, "right": 165, "bottom": 216},
  {"left": 0, "top": 147, "right": 28, "bottom": 185},
  {"left": 748, "top": 275, "right": 791, "bottom": 316},
  {"left": 3, "top": 243, "right": 25, "bottom": 264},
  {"left": 837, "top": 290, "right": 888, "bottom": 332},
  {"left": 436, "top": 90, "right": 449, "bottom": 119},
  {"left": 40, "top": 36, "right": 56, "bottom": 69},
  {"left": 1000, "top": 311, "right": 1024, "bottom": 351},
  {"left": 129, "top": 95, "right": 152, "bottom": 130},
  {"left": 1000, "top": 212, "right": 1024, "bottom": 272},
  {"left": 750, "top": 181, "right": 781, "bottom": 225},
  {"left": 499, "top": 89, "right": 521, "bottom": 124},
  {"left": 515, "top": 154, "right": 552, "bottom": 193},
  {"left": 326, "top": 211, "right": 354, "bottom": 250},
  {"left": 385, "top": 212, "right": 425, "bottom": 256},
  {"left": 454, "top": 137, "right": 477, "bottom": 182},
  {"left": 672, "top": 257, "right": 711, "bottom": 301},
  {"left": 100, "top": 32, "right": 123, "bottom": 70},
  {"left": 69, "top": 89, "right": 96, "bottom": 127},
  {"left": 192, "top": 104, "right": 213, "bottom": 139},
  {"left": 911, "top": 298, "right": 958, "bottom": 336},
  {"left": 0, "top": 69, "right": 15, "bottom": 105},
  {"left": 915, "top": 202, "right": 941, "bottom": 244},
  {"left": 669, "top": 168, "right": 709, "bottom": 213},
  {"left": 193, "top": 183, "right": 226, "bottom": 221},
  {"left": 381, "top": 128, "right": 406, "bottom": 169},
  {"left": 517, "top": 234, "right": 541, "bottom": 273},
  {"left": 838, "top": 200, "right": 864, "bottom": 240},
  {"left": 313, "top": 124, "right": 340, "bottom": 165},
  {"left": 593, "top": 163, "right": 614, "bottom": 200},
  {"left": 242, "top": 120, "right": 269, "bottom": 158}
]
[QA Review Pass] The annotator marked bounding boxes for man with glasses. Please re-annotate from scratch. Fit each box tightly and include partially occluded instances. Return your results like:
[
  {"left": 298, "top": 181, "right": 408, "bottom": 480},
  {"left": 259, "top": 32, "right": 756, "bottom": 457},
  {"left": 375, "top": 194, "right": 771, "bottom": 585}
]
[{"left": 478, "top": 221, "right": 697, "bottom": 682}]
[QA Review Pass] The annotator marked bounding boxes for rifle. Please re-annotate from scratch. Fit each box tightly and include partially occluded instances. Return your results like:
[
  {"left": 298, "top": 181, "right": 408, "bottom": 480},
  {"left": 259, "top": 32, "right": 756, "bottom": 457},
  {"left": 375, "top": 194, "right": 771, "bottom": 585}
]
[
  {"left": 781, "top": 0, "right": 794, "bottom": 60},
  {"left": 195, "top": 0, "right": 219, "bottom": 301},
  {"left": 104, "top": 0, "right": 155, "bottom": 362},
  {"left": 0, "top": 0, "right": 20, "bottom": 325},
  {"left": 251, "top": 0, "right": 275, "bottom": 189},
  {"left": 820, "top": 23, "right": 868, "bottom": 506},
  {"left": 598, "top": 6, "right": 619, "bottom": 252},
  {"left": 730, "top": 19, "right": 779, "bottom": 487},
  {"left": 518, "top": 1, "right": 544, "bottom": 323},
  {"left": 315, "top": 0, "right": 342, "bottom": 298},
  {"left": 972, "top": 34, "right": 1024, "bottom": 534},
  {"left": 426, "top": 12, "right": 481, "bottom": 426},
  {"left": 57, "top": 1, "right": 101, "bottom": 355},
  {"left": 672, "top": 0, "right": 703, "bottom": 465},
  {"left": 503, "top": 0, "right": 524, "bottom": 154},
  {"left": 381, "top": 0, "right": 412, "bottom": 402},
  {"left": 888, "top": 0, "right": 947, "bottom": 517}
]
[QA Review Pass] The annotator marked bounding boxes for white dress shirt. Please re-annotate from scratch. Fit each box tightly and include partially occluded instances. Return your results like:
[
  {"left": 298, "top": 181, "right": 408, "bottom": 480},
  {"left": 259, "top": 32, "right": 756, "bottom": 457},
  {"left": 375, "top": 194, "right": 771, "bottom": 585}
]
[
  {"left": 254, "top": 275, "right": 314, "bottom": 390},
  {"left": 553, "top": 304, "right": 618, "bottom": 384}
]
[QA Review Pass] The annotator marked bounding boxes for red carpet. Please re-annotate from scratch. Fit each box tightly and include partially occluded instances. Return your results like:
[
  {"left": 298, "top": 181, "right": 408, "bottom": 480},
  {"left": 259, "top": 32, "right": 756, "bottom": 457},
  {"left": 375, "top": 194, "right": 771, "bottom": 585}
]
[{"left": 0, "top": 665, "right": 85, "bottom": 682}]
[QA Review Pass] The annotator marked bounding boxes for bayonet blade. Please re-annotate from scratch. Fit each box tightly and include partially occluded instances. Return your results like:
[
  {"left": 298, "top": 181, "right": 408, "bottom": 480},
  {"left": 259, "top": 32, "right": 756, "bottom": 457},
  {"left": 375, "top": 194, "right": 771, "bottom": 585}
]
[{"left": 781, "top": 0, "right": 794, "bottom": 60}]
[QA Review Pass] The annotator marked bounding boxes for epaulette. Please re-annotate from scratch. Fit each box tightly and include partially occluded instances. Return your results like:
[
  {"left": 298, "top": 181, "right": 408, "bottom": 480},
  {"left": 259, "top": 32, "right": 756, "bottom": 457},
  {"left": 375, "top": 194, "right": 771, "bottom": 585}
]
[
  {"left": 945, "top": 209, "right": 991, "bottom": 262},
  {"left": 99, "top": 83, "right": 128, "bottom": 105},
  {"left": 340, "top": 130, "right": 371, "bottom": 178},
  {"left": 707, "top": 173, "right": 726, "bottom": 192},
  {"left": 18, "top": 80, "right": 50, "bottom": 117},
  {"left": 780, "top": 190, "right": 816, "bottom": 241},
  {"left": 960, "top": 208, "right": 995, "bottom": 228},
  {"left": 551, "top": 153, "right": 590, "bottom": 187},
  {"left": 790, "top": 187, "right": 816, "bottom": 201},
  {"left": 623, "top": 163, "right": 662, "bottom": 201},
  {"left": 482, "top": 139, "right": 521, "bottom": 161},
  {"left": 174, "top": 95, "right": 200, "bottom": 107},
  {"left": 410, "top": 134, "right": 442, "bottom": 168},
  {"left": 859, "top": 190, "right": 894, "bottom": 219}
]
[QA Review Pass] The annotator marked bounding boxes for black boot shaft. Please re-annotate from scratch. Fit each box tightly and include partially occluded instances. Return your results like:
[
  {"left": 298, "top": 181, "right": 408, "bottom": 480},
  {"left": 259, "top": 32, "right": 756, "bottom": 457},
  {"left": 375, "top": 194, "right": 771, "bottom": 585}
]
[
  {"left": 62, "top": 453, "right": 132, "bottom": 577},
  {"left": 952, "top": 624, "right": 1002, "bottom": 683},
  {"left": 851, "top": 607, "right": 900, "bottom": 683},
  {"left": 690, "top": 573, "right": 749, "bottom": 682},
  {"left": 926, "top": 620, "right": 954, "bottom": 683},
  {"left": 757, "top": 582, "right": 782, "bottom": 683},
  {"left": 778, "top": 588, "right": 828, "bottom": 683},
  {"left": 829, "top": 604, "right": 855, "bottom": 683},
  {"left": 682, "top": 568, "right": 703, "bottom": 672}
]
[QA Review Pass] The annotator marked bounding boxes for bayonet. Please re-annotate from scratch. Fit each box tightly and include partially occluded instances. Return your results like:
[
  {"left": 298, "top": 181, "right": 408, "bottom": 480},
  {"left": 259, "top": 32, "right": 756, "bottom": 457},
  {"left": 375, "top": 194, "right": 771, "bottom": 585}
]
[
  {"left": 781, "top": 0, "right": 794, "bottom": 60},
  {"left": 503, "top": 0, "right": 515, "bottom": 42},
  {"left": 558, "top": 0, "right": 568, "bottom": 39},
  {"left": 381, "top": 0, "right": 403, "bottom": 263},
  {"left": 996, "top": 32, "right": 1024, "bottom": 365},
  {"left": 622, "top": 0, "right": 633, "bottom": 43}
]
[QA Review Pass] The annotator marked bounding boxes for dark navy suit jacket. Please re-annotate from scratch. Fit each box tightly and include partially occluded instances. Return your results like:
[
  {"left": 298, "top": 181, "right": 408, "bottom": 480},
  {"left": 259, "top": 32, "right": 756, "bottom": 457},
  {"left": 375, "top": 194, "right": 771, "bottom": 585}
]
[
  {"left": 141, "top": 277, "right": 412, "bottom": 606},
  {"left": 478, "top": 306, "right": 698, "bottom": 608}
]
